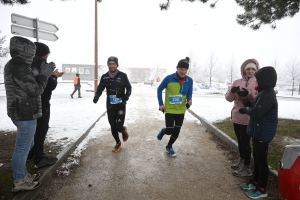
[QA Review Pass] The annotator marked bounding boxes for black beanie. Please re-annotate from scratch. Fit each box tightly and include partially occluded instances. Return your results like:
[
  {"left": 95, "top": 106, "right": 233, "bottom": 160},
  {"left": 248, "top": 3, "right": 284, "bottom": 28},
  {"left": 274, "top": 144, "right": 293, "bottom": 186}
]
[
  {"left": 177, "top": 57, "right": 190, "bottom": 69},
  {"left": 107, "top": 56, "right": 119, "bottom": 66},
  {"left": 34, "top": 42, "right": 50, "bottom": 57}
]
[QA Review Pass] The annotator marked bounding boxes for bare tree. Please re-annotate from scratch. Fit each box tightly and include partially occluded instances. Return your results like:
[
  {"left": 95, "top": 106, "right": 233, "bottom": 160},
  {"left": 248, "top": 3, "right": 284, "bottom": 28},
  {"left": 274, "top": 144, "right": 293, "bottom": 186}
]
[
  {"left": 225, "top": 56, "right": 238, "bottom": 84},
  {"left": 284, "top": 57, "right": 300, "bottom": 96},
  {"left": 205, "top": 51, "right": 219, "bottom": 87},
  {"left": 187, "top": 51, "right": 201, "bottom": 82},
  {"left": 0, "top": 31, "right": 9, "bottom": 58},
  {"left": 271, "top": 57, "right": 284, "bottom": 86},
  {"left": 150, "top": 63, "right": 166, "bottom": 83}
]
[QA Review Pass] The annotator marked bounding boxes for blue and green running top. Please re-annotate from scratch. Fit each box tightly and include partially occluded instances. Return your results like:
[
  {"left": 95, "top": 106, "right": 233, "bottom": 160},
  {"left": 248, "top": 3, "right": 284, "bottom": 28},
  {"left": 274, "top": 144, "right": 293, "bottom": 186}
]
[{"left": 157, "top": 72, "right": 193, "bottom": 114}]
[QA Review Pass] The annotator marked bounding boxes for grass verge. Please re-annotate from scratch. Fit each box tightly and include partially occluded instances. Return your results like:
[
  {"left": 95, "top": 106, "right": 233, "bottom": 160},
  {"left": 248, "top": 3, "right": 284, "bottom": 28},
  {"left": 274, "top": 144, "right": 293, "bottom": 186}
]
[
  {"left": 213, "top": 118, "right": 300, "bottom": 170},
  {"left": 0, "top": 131, "right": 58, "bottom": 200}
]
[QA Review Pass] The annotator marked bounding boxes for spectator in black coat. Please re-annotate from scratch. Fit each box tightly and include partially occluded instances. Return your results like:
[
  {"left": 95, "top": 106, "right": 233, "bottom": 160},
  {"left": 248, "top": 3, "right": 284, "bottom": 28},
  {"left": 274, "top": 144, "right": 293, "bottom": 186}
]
[
  {"left": 238, "top": 66, "right": 278, "bottom": 199},
  {"left": 27, "top": 42, "right": 64, "bottom": 169}
]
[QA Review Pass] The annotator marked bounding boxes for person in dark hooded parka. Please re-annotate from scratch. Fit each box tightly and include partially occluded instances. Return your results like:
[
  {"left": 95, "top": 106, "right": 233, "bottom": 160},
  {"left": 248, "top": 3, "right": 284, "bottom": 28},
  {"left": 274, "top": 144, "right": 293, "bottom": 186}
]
[
  {"left": 4, "top": 36, "right": 55, "bottom": 192},
  {"left": 238, "top": 66, "right": 278, "bottom": 199}
]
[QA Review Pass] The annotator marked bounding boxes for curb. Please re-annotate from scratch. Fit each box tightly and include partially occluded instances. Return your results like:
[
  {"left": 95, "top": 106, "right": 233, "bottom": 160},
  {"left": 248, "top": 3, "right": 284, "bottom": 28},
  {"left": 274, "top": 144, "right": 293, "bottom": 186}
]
[
  {"left": 13, "top": 111, "right": 107, "bottom": 200},
  {"left": 187, "top": 109, "right": 278, "bottom": 179}
]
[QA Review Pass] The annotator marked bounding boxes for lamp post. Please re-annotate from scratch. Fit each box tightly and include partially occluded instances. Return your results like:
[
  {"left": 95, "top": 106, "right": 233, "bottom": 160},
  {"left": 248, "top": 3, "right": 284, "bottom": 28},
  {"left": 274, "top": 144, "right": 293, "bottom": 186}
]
[{"left": 94, "top": 0, "right": 98, "bottom": 94}]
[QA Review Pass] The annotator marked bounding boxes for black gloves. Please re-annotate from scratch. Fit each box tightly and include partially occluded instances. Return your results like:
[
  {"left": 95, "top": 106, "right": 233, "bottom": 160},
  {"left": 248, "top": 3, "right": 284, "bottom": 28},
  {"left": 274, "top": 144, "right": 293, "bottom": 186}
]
[
  {"left": 186, "top": 103, "right": 190, "bottom": 109},
  {"left": 239, "top": 107, "right": 249, "bottom": 114},
  {"left": 40, "top": 62, "right": 56, "bottom": 78},
  {"left": 242, "top": 98, "right": 252, "bottom": 107},
  {"left": 231, "top": 86, "right": 239, "bottom": 93},
  {"left": 123, "top": 95, "right": 129, "bottom": 101},
  {"left": 93, "top": 95, "right": 100, "bottom": 104},
  {"left": 237, "top": 88, "right": 249, "bottom": 97}
]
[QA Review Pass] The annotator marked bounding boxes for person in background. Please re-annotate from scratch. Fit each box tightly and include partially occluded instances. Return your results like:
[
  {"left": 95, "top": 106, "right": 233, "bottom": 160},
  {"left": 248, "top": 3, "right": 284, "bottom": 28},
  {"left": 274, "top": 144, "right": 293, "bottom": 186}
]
[
  {"left": 239, "top": 66, "right": 278, "bottom": 199},
  {"left": 70, "top": 73, "right": 82, "bottom": 98},
  {"left": 225, "top": 59, "right": 259, "bottom": 177},
  {"left": 156, "top": 57, "right": 193, "bottom": 157},
  {"left": 93, "top": 56, "right": 131, "bottom": 153},
  {"left": 27, "top": 42, "right": 64, "bottom": 169},
  {"left": 4, "top": 36, "right": 55, "bottom": 192}
]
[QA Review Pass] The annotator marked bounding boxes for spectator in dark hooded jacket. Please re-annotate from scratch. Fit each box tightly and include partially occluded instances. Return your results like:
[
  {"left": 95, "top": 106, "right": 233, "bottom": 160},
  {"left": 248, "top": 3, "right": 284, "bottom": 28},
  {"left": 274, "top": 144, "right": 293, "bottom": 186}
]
[
  {"left": 238, "top": 66, "right": 278, "bottom": 199},
  {"left": 4, "top": 36, "right": 55, "bottom": 192},
  {"left": 27, "top": 42, "right": 64, "bottom": 169}
]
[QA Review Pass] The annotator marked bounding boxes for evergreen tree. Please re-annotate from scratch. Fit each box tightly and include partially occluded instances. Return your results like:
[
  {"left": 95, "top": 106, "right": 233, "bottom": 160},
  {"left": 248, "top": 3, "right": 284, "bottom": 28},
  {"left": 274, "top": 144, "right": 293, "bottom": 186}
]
[{"left": 160, "top": 0, "right": 300, "bottom": 30}]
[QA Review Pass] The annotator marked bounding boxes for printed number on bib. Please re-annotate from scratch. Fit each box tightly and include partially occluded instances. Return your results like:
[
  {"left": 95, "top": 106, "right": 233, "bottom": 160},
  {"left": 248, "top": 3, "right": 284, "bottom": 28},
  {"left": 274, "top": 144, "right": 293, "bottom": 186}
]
[
  {"left": 109, "top": 95, "right": 122, "bottom": 104},
  {"left": 169, "top": 95, "right": 182, "bottom": 104}
]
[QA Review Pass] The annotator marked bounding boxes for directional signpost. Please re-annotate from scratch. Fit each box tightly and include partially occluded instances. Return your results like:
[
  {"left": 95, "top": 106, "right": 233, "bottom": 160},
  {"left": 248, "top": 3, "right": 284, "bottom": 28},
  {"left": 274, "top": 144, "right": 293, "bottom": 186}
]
[{"left": 11, "top": 13, "right": 59, "bottom": 42}]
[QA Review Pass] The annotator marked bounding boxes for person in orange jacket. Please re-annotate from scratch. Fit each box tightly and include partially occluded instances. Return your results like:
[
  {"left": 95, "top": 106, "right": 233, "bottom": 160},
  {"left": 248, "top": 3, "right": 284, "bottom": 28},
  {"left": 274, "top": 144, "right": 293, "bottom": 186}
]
[{"left": 70, "top": 73, "right": 82, "bottom": 98}]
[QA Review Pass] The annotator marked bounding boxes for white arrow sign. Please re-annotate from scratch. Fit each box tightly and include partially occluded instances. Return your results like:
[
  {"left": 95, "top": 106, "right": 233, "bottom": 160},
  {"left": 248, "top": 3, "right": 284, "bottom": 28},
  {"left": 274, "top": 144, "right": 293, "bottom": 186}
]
[
  {"left": 11, "top": 13, "right": 58, "bottom": 32},
  {"left": 11, "top": 25, "right": 58, "bottom": 41}
]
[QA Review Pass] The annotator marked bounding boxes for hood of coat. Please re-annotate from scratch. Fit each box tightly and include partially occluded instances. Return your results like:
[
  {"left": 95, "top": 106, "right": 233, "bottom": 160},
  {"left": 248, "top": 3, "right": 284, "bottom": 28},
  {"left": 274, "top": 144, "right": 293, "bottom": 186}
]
[
  {"left": 9, "top": 36, "right": 36, "bottom": 65},
  {"left": 240, "top": 59, "right": 260, "bottom": 78},
  {"left": 255, "top": 66, "right": 277, "bottom": 92}
]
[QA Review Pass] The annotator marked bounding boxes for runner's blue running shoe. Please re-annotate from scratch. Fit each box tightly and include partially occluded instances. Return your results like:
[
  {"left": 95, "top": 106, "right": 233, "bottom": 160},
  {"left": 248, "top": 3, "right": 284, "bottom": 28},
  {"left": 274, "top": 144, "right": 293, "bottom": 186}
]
[
  {"left": 157, "top": 128, "right": 165, "bottom": 141},
  {"left": 166, "top": 146, "right": 177, "bottom": 157}
]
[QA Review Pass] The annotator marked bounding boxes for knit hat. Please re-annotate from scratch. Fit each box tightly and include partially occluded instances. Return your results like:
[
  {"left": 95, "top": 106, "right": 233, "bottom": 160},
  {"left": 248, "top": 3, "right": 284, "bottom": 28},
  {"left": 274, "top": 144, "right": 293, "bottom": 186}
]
[
  {"left": 244, "top": 62, "right": 257, "bottom": 72},
  {"left": 107, "top": 56, "right": 119, "bottom": 66},
  {"left": 177, "top": 57, "right": 190, "bottom": 69},
  {"left": 34, "top": 42, "right": 50, "bottom": 57}
]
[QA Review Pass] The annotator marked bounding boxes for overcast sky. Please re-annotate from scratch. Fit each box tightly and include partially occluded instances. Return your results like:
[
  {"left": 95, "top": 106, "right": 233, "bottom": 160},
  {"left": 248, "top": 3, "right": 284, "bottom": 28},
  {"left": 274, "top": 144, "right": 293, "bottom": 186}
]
[{"left": 1, "top": 0, "right": 300, "bottom": 74}]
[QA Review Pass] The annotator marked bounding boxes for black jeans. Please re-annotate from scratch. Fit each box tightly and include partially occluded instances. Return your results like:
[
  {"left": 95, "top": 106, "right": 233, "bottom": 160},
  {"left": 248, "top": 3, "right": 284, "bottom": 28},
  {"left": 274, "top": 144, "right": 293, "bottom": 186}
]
[
  {"left": 164, "top": 113, "right": 185, "bottom": 147},
  {"left": 107, "top": 104, "right": 126, "bottom": 143},
  {"left": 28, "top": 103, "right": 50, "bottom": 164},
  {"left": 233, "top": 123, "right": 252, "bottom": 166},
  {"left": 252, "top": 138, "right": 269, "bottom": 189},
  {"left": 71, "top": 85, "right": 81, "bottom": 97}
]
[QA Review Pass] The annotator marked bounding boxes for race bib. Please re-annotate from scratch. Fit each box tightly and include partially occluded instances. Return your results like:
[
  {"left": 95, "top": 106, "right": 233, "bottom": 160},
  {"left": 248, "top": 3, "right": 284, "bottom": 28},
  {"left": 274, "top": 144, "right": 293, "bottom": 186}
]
[
  {"left": 109, "top": 95, "right": 122, "bottom": 104},
  {"left": 169, "top": 95, "right": 182, "bottom": 104}
]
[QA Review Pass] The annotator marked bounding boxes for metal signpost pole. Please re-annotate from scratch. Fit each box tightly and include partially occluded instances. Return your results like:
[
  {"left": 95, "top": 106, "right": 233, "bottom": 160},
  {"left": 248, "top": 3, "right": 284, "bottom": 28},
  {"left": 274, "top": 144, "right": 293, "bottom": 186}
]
[{"left": 94, "top": 0, "right": 98, "bottom": 94}]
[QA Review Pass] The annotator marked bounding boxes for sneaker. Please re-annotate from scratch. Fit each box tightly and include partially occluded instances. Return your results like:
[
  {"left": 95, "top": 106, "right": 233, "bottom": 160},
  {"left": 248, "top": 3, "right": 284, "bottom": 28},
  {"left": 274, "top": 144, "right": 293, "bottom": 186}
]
[
  {"left": 157, "top": 128, "right": 165, "bottom": 141},
  {"left": 70, "top": 94, "right": 73, "bottom": 99},
  {"left": 78, "top": 96, "right": 82, "bottom": 98},
  {"left": 34, "top": 156, "right": 58, "bottom": 169},
  {"left": 246, "top": 188, "right": 268, "bottom": 199},
  {"left": 12, "top": 175, "right": 41, "bottom": 192},
  {"left": 112, "top": 142, "right": 121, "bottom": 153},
  {"left": 25, "top": 172, "right": 40, "bottom": 181},
  {"left": 122, "top": 126, "right": 129, "bottom": 142},
  {"left": 240, "top": 180, "right": 257, "bottom": 191},
  {"left": 233, "top": 165, "right": 252, "bottom": 177},
  {"left": 166, "top": 146, "right": 176, "bottom": 157},
  {"left": 231, "top": 158, "right": 244, "bottom": 170}
]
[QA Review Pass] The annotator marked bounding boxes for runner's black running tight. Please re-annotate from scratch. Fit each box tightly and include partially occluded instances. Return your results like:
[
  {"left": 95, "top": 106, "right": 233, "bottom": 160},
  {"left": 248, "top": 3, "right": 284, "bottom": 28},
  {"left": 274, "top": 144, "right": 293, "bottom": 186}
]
[{"left": 164, "top": 113, "right": 185, "bottom": 147}]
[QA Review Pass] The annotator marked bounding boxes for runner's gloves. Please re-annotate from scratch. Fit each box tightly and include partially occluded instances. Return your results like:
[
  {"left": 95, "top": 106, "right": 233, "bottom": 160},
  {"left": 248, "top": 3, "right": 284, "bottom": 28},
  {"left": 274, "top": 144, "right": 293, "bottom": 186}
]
[
  {"left": 186, "top": 103, "right": 190, "bottom": 109},
  {"left": 93, "top": 95, "right": 100, "bottom": 103},
  {"left": 123, "top": 95, "right": 129, "bottom": 101}
]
